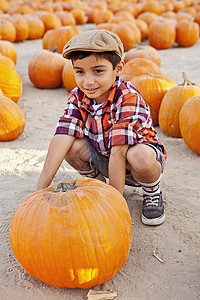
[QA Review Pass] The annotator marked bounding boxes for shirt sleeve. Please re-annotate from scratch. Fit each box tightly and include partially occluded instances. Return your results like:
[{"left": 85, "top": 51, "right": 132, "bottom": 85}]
[
  {"left": 54, "top": 91, "right": 84, "bottom": 138},
  {"left": 109, "top": 92, "right": 154, "bottom": 148}
]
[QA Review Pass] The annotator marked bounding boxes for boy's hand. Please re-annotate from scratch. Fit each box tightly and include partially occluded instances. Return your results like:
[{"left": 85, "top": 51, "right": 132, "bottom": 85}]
[
  {"left": 37, "top": 134, "right": 75, "bottom": 190},
  {"left": 109, "top": 144, "right": 129, "bottom": 195}
]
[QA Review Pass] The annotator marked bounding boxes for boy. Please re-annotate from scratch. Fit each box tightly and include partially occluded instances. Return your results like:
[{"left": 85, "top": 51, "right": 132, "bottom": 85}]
[{"left": 37, "top": 30, "right": 167, "bottom": 226}]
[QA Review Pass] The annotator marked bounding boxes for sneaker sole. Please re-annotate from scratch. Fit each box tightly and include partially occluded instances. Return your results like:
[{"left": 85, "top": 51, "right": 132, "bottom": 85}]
[{"left": 141, "top": 214, "right": 165, "bottom": 226}]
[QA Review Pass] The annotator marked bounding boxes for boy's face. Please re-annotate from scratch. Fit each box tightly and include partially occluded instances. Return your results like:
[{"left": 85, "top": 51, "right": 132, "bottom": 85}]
[{"left": 73, "top": 54, "right": 124, "bottom": 104}]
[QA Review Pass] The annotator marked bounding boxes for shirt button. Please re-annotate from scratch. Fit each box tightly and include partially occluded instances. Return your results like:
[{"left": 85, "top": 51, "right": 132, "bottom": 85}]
[
  {"left": 97, "top": 138, "right": 101, "bottom": 142},
  {"left": 94, "top": 116, "right": 98, "bottom": 120}
]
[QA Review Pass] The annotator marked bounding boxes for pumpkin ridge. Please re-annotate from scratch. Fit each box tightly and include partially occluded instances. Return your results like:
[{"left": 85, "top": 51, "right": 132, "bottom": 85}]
[
  {"left": 74, "top": 191, "right": 100, "bottom": 287},
  {"left": 49, "top": 192, "right": 67, "bottom": 287}
]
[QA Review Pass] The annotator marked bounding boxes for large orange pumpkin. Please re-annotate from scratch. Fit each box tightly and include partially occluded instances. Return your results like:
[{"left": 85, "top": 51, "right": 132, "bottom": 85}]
[
  {"left": 159, "top": 72, "right": 200, "bottom": 137},
  {"left": 179, "top": 96, "right": 200, "bottom": 155},
  {"left": 0, "top": 63, "right": 22, "bottom": 103},
  {"left": 130, "top": 73, "right": 177, "bottom": 126},
  {"left": 10, "top": 177, "right": 133, "bottom": 288},
  {"left": 0, "top": 94, "right": 25, "bottom": 141},
  {"left": 28, "top": 47, "right": 66, "bottom": 89}
]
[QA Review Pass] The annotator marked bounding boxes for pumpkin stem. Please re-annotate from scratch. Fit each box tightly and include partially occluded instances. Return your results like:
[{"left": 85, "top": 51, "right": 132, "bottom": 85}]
[
  {"left": 50, "top": 46, "right": 58, "bottom": 53},
  {"left": 182, "top": 72, "right": 195, "bottom": 86},
  {"left": 52, "top": 181, "right": 77, "bottom": 192}
]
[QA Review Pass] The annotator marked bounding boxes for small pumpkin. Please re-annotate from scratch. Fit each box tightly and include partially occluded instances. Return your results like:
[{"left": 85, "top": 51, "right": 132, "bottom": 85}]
[
  {"left": 28, "top": 46, "right": 66, "bottom": 89},
  {"left": 175, "top": 19, "right": 199, "bottom": 47},
  {"left": 71, "top": 8, "right": 88, "bottom": 24},
  {"left": 0, "top": 53, "right": 15, "bottom": 69},
  {"left": 137, "top": 11, "right": 162, "bottom": 26},
  {"left": 148, "top": 19, "right": 176, "bottom": 50},
  {"left": 112, "top": 21, "right": 141, "bottom": 51},
  {"left": 0, "top": 40, "right": 17, "bottom": 64},
  {"left": 130, "top": 73, "right": 177, "bottom": 126},
  {"left": 37, "top": 11, "right": 62, "bottom": 33},
  {"left": 10, "top": 14, "right": 29, "bottom": 42},
  {"left": 0, "top": 19, "right": 16, "bottom": 42},
  {"left": 0, "top": 94, "right": 25, "bottom": 141},
  {"left": 62, "top": 60, "right": 77, "bottom": 91},
  {"left": 55, "top": 11, "right": 76, "bottom": 26},
  {"left": 0, "top": 63, "right": 22, "bottom": 103},
  {"left": 159, "top": 72, "right": 200, "bottom": 137},
  {"left": 24, "top": 15, "right": 45, "bottom": 40},
  {"left": 179, "top": 96, "right": 200, "bottom": 155},
  {"left": 10, "top": 177, "right": 133, "bottom": 288},
  {"left": 122, "top": 58, "right": 162, "bottom": 81},
  {"left": 42, "top": 25, "right": 82, "bottom": 54}
]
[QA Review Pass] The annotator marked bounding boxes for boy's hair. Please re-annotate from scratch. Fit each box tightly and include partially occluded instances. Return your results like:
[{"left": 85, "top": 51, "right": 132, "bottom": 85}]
[{"left": 69, "top": 51, "right": 121, "bottom": 70}]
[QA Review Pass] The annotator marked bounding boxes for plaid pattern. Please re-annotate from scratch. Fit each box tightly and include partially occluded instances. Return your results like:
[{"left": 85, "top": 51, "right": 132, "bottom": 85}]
[{"left": 55, "top": 76, "right": 167, "bottom": 160}]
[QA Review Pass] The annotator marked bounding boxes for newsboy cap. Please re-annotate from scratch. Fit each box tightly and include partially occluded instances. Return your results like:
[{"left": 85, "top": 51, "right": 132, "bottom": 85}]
[{"left": 62, "top": 29, "right": 124, "bottom": 59}]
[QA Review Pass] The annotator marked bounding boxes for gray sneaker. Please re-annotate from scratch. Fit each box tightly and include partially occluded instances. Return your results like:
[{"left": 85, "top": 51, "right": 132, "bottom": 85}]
[{"left": 142, "top": 192, "right": 165, "bottom": 225}]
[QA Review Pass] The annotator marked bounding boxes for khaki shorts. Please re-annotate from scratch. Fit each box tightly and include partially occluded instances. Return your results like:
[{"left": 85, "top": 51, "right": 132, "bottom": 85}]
[{"left": 85, "top": 137, "right": 165, "bottom": 187}]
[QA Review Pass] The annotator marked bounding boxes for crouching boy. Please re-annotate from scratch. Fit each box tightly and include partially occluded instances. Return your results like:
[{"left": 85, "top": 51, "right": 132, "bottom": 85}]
[{"left": 37, "top": 30, "right": 167, "bottom": 226}]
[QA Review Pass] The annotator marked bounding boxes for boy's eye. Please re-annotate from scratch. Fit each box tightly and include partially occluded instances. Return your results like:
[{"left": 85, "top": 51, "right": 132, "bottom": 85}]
[
  {"left": 94, "top": 69, "right": 103, "bottom": 74},
  {"left": 75, "top": 70, "right": 84, "bottom": 74}
]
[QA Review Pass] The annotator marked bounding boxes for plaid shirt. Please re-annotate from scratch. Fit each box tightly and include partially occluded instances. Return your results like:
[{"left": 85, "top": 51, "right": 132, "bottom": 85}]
[{"left": 55, "top": 76, "right": 167, "bottom": 160}]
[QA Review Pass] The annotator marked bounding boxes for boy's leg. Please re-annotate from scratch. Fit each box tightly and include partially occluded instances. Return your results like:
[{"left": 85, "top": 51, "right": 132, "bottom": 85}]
[
  {"left": 64, "top": 137, "right": 106, "bottom": 182},
  {"left": 126, "top": 144, "right": 165, "bottom": 225}
]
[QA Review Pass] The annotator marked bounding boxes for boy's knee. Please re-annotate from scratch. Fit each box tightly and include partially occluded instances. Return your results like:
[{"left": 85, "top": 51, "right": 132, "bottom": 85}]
[
  {"left": 65, "top": 138, "right": 90, "bottom": 167},
  {"left": 127, "top": 144, "right": 157, "bottom": 172}
]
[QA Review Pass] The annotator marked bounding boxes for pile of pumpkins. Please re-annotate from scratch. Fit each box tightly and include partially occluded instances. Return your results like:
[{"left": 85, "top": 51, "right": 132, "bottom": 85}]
[
  {"left": 0, "top": 40, "right": 25, "bottom": 141},
  {"left": 1, "top": 0, "right": 200, "bottom": 153},
  {"left": 0, "top": 0, "right": 200, "bottom": 48}
]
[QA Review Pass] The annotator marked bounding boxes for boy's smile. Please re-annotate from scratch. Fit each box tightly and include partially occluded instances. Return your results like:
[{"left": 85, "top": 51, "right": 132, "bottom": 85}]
[{"left": 73, "top": 54, "right": 124, "bottom": 104}]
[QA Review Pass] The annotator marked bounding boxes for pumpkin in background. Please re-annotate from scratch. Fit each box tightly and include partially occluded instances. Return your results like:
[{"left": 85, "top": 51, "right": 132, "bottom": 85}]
[
  {"left": 24, "top": 15, "right": 45, "bottom": 40},
  {"left": 159, "top": 72, "right": 200, "bottom": 137},
  {"left": 71, "top": 8, "right": 88, "bottom": 24},
  {"left": 0, "top": 63, "right": 22, "bottom": 103},
  {"left": 130, "top": 73, "right": 177, "bottom": 126},
  {"left": 9, "top": 14, "right": 29, "bottom": 42},
  {"left": 95, "top": 22, "right": 116, "bottom": 31},
  {"left": 124, "top": 44, "right": 161, "bottom": 66},
  {"left": 55, "top": 11, "right": 76, "bottom": 26},
  {"left": 0, "top": 40, "right": 17, "bottom": 64},
  {"left": 175, "top": 19, "right": 199, "bottom": 47},
  {"left": 122, "top": 58, "right": 162, "bottom": 81},
  {"left": 0, "top": 18, "right": 16, "bottom": 42},
  {"left": 112, "top": 21, "right": 141, "bottom": 51},
  {"left": 28, "top": 47, "right": 66, "bottom": 89},
  {"left": 37, "top": 11, "right": 62, "bottom": 33},
  {"left": 62, "top": 60, "right": 77, "bottom": 91},
  {"left": 42, "top": 26, "right": 82, "bottom": 54},
  {"left": 134, "top": 19, "right": 148, "bottom": 41},
  {"left": 137, "top": 11, "right": 162, "bottom": 26},
  {"left": 148, "top": 19, "right": 176, "bottom": 50},
  {"left": 10, "top": 177, "right": 133, "bottom": 288},
  {"left": 179, "top": 96, "right": 200, "bottom": 155},
  {"left": 0, "top": 94, "right": 25, "bottom": 141}
]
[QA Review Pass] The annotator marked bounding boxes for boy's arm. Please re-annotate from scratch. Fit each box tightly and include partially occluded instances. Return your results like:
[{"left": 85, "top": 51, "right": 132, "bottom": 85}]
[
  {"left": 37, "top": 134, "right": 75, "bottom": 190},
  {"left": 109, "top": 144, "right": 129, "bottom": 195}
]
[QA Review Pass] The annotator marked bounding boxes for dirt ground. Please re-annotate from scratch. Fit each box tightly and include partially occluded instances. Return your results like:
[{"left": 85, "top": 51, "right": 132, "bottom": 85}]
[{"left": 0, "top": 24, "right": 200, "bottom": 300}]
